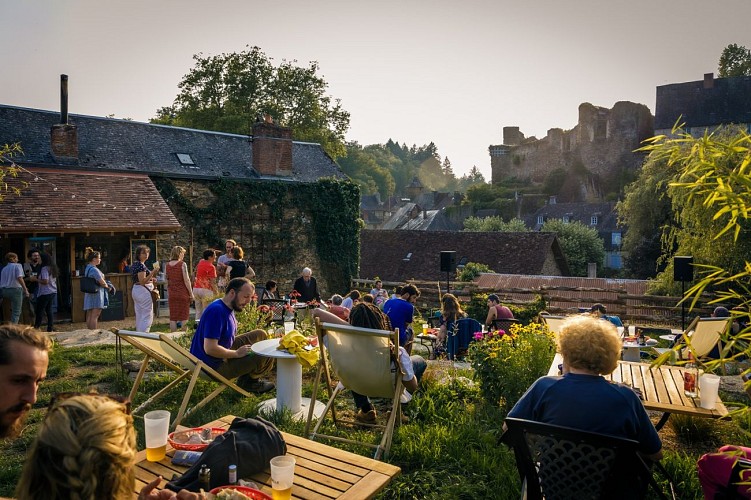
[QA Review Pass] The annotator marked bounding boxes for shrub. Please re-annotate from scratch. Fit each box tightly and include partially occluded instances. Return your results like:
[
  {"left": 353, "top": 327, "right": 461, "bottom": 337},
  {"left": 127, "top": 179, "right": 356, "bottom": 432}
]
[
  {"left": 235, "top": 303, "right": 273, "bottom": 333},
  {"left": 469, "top": 322, "right": 556, "bottom": 410},
  {"left": 458, "top": 262, "right": 493, "bottom": 282}
]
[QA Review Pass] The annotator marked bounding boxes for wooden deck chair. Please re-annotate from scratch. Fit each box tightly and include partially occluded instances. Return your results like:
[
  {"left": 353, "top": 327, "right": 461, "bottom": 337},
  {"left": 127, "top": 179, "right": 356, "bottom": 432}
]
[
  {"left": 539, "top": 314, "right": 567, "bottom": 339},
  {"left": 654, "top": 317, "right": 731, "bottom": 362},
  {"left": 304, "top": 319, "right": 404, "bottom": 460},
  {"left": 116, "top": 330, "right": 250, "bottom": 430}
]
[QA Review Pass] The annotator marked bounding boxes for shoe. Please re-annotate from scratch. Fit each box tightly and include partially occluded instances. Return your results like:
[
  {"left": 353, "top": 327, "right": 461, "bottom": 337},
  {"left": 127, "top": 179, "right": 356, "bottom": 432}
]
[
  {"left": 354, "top": 409, "right": 377, "bottom": 424},
  {"left": 386, "top": 410, "right": 410, "bottom": 424},
  {"left": 237, "top": 376, "right": 275, "bottom": 394}
]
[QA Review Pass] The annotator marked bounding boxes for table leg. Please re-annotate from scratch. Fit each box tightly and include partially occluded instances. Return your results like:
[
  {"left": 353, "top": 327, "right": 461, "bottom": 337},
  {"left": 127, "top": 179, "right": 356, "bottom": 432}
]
[
  {"left": 655, "top": 412, "right": 671, "bottom": 431},
  {"left": 276, "top": 357, "right": 302, "bottom": 414}
]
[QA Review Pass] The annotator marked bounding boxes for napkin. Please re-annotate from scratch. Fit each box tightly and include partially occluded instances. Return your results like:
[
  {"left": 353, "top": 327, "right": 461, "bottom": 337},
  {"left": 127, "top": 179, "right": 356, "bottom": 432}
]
[{"left": 278, "top": 330, "right": 319, "bottom": 368}]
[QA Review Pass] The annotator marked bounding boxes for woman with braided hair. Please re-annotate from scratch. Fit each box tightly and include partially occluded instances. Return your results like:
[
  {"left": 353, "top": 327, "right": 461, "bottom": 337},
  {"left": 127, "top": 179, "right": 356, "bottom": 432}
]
[{"left": 15, "top": 393, "right": 199, "bottom": 500}]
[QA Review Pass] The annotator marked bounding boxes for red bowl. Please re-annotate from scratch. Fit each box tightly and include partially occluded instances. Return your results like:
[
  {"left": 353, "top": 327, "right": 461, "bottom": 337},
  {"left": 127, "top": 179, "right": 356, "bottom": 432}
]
[
  {"left": 209, "top": 485, "right": 271, "bottom": 499},
  {"left": 168, "top": 427, "right": 225, "bottom": 451}
]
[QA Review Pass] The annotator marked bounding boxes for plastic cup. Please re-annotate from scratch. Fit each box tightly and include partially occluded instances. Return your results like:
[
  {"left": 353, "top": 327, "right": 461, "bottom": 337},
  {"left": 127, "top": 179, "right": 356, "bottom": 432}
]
[
  {"left": 628, "top": 325, "right": 635, "bottom": 336},
  {"left": 270, "top": 455, "right": 296, "bottom": 500},
  {"left": 144, "top": 410, "right": 170, "bottom": 462},
  {"left": 616, "top": 326, "right": 624, "bottom": 337},
  {"left": 699, "top": 374, "right": 721, "bottom": 409}
]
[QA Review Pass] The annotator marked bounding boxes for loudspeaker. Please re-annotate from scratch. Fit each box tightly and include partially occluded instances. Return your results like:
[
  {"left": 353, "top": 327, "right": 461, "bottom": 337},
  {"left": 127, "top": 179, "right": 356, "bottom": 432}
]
[
  {"left": 674, "top": 256, "right": 694, "bottom": 282},
  {"left": 440, "top": 251, "right": 456, "bottom": 273}
]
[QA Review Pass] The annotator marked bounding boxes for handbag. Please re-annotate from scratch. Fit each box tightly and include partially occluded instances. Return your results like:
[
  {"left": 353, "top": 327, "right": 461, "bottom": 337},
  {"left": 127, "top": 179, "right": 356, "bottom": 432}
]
[
  {"left": 150, "top": 287, "right": 160, "bottom": 301},
  {"left": 80, "top": 271, "right": 99, "bottom": 294}
]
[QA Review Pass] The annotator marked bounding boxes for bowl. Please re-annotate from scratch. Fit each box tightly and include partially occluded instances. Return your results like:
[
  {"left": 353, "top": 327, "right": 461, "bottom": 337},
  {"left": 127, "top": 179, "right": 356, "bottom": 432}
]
[
  {"left": 168, "top": 427, "right": 225, "bottom": 452},
  {"left": 209, "top": 485, "right": 272, "bottom": 499}
]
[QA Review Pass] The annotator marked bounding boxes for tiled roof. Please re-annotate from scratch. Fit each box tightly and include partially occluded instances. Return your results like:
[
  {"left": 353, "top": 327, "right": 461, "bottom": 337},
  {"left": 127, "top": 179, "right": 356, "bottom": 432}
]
[
  {"left": 0, "top": 105, "right": 345, "bottom": 182},
  {"left": 525, "top": 202, "right": 620, "bottom": 231},
  {"left": 655, "top": 75, "right": 751, "bottom": 130},
  {"left": 359, "top": 230, "right": 569, "bottom": 282},
  {"left": 0, "top": 167, "right": 180, "bottom": 233}
]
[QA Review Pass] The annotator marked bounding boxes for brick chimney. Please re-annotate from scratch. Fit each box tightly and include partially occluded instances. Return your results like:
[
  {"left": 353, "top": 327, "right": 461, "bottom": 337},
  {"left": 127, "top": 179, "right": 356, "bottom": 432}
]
[
  {"left": 251, "top": 114, "right": 292, "bottom": 177},
  {"left": 50, "top": 74, "right": 78, "bottom": 162},
  {"left": 704, "top": 73, "right": 714, "bottom": 89}
]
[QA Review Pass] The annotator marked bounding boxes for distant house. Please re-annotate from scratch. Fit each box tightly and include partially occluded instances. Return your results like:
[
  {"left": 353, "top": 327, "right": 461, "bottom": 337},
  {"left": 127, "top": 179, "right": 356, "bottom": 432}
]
[
  {"left": 359, "top": 229, "right": 570, "bottom": 282},
  {"left": 524, "top": 199, "right": 623, "bottom": 270},
  {"left": 360, "top": 193, "right": 401, "bottom": 229},
  {"left": 655, "top": 73, "right": 751, "bottom": 135},
  {"left": 380, "top": 203, "right": 462, "bottom": 231}
]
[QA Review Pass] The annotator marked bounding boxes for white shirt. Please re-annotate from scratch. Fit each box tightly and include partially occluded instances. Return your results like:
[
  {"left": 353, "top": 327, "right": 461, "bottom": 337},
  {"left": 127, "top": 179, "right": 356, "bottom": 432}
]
[{"left": 0, "top": 263, "right": 23, "bottom": 288}]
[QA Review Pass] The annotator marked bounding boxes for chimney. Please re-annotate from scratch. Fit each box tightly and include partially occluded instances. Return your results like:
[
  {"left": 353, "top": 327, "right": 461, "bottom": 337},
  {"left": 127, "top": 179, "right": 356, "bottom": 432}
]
[
  {"left": 50, "top": 74, "right": 78, "bottom": 162},
  {"left": 251, "top": 115, "right": 292, "bottom": 177},
  {"left": 549, "top": 196, "right": 557, "bottom": 205},
  {"left": 704, "top": 73, "right": 714, "bottom": 89}
]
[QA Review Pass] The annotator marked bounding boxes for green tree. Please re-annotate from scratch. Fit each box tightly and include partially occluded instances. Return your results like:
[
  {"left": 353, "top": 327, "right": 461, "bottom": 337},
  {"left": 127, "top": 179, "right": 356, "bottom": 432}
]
[
  {"left": 541, "top": 219, "right": 605, "bottom": 277},
  {"left": 718, "top": 43, "right": 751, "bottom": 77},
  {"left": 152, "top": 46, "right": 350, "bottom": 159},
  {"left": 463, "top": 216, "right": 528, "bottom": 232},
  {"left": 0, "top": 143, "right": 28, "bottom": 200}
]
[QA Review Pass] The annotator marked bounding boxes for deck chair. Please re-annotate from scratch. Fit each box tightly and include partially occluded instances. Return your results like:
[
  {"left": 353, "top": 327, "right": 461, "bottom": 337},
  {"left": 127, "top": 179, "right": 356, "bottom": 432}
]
[
  {"left": 304, "top": 319, "right": 404, "bottom": 460},
  {"left": 501, "top": 417, "right": 675, "bottom": 500},
  {"left": 446, "top": 317, "right": 483, "bottom": 360},
  {"left": 654, "top": 316, "right": 731, "bottom": 362},
  {"left": 116, "top": 330, "right": 250, "bottom": 430},
  {"left": 539, "top": 314, "right": 567, "bottom": 339}
]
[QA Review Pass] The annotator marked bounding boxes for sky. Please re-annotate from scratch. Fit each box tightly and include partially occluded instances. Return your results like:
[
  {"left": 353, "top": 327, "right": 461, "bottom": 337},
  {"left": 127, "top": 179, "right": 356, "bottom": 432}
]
[{"left": 1, "top": 0, "right": 750, "bottom": 179}]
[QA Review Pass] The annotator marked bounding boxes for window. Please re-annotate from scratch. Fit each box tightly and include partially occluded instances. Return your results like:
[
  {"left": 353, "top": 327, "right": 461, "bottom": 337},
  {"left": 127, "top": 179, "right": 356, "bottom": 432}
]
[
  {"left": 611, "top": 232, "right": 622, "bottom": 247},
  {"left": 176, "top": 153, "right": 196, "bottom": 166},
  {"left": 590, "top": 215, "right": 598, "bottom": 225},
  {"left": 537, "top": 215, "right": 544, "bottom": 225},
  {"left": 562, "top": 215, "right": 570, "bottom": 224}
]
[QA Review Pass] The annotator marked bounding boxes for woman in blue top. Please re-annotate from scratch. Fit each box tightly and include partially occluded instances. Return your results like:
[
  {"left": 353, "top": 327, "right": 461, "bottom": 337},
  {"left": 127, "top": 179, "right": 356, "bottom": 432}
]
[{"left": 83, "top": 247, "right": 109, "bottom": 330}]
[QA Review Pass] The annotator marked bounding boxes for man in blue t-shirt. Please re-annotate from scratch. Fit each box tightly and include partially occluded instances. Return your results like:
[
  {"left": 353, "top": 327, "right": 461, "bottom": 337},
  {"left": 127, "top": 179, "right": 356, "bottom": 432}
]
[
  {"left": 383, "top": 284, "right": 420, "bottom": 348},
  {"left": 189, "top": 277, "right": 275, "bottom": 393}
]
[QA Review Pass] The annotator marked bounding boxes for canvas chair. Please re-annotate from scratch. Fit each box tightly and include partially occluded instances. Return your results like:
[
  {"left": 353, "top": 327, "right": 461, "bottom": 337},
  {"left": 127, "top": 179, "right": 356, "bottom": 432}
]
[
  {"left": 304, "top": 319, "right": 405, "bottom": 460},
  {"left": 654, "top": 316, "right": 731, "bottom": 362},
  {"left": 446, "top": 317, "right": 483, "bottom": 360},
  {"left": 539, "top": 314, "right": 567, "bottom": 340},
  {"left": 501, "top": 417, "right": 676, "bottom": 500},
  {"left": 116, "top": 330, "right": 250, "bottom": 430}
]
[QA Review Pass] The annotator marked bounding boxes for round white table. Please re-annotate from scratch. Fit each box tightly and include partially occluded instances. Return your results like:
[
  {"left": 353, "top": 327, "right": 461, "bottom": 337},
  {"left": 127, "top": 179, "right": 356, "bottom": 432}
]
[
  {"left": 660, "top": 334, "right": 677, "bottom": 343},
  {"left": 250, "top": 338, "right": 325, "bottom": 420}
]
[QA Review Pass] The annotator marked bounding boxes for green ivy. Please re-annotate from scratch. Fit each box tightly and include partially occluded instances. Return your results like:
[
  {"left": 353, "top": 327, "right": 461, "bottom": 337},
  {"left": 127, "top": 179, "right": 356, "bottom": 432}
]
[{"left": 152, "top": 176, "right": 361, "bottom": 293}]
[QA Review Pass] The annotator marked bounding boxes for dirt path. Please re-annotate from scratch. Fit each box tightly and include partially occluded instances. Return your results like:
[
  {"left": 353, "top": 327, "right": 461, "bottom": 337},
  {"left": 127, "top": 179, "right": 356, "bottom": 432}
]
[{"left": 50, "top": 316, "right": 171, "bottom": 347}]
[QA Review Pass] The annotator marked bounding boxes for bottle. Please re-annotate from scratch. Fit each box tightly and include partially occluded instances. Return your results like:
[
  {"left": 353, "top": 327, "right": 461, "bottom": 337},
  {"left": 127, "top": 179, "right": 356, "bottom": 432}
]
[
  {"left": 198, "top": 464, "right": 211, "bottom": 491},
  {"left": 228, "top": 464, "right": 237, "bottom": 485},
  {"left": 683, "top": 353, "right": 698, "bottom": 397},
  {"left": 638, "top": 328, "right": 646, "bottom": 346}
]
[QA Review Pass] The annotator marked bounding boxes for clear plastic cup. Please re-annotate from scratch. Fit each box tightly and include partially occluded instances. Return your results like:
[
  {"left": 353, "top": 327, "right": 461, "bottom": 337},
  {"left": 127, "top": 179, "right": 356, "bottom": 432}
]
[
  {"left": 144, "top": 410, "right": 170, "bottom": 462},
  {"left": 270, "top": 455, "right": 296, "bottom": 500}
]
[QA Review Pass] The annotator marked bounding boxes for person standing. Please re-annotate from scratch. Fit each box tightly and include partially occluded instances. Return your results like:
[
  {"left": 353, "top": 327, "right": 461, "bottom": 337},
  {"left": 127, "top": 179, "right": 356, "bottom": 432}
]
[
  {"left": 293, "top": 267, "right": 320, "bottom": 303},
  {"left": 23, "top": 249, "right": 43, "bottom": 324},
  {"left": 0, "top": 253, "right": 30, "bottom": 324},
  {"left": 383, "top": 284, "right": 420, "bottom": 348},
  {"left": 83, "top": 248, "right": 110, "bottom": 330},
  {"left": 192, "top": 249, "right": 218, "bottom": 321},
  {"left": 189, "top": 278, "right": 275, "bottom": 393},
  {"left": 34, "top": 253, "right": 58, "bottom": 332},
  {"left": 216, "top": 239, "right": 236, "bottom": 292},
  {"left": 166, "top": 246, "right": 194, "bottom": 332},
  {"left": 131, "top": 245, "right": 159, "bottom": 332},
  {"left": 226, "top": 246, "right": 256, "bottom": 280}
]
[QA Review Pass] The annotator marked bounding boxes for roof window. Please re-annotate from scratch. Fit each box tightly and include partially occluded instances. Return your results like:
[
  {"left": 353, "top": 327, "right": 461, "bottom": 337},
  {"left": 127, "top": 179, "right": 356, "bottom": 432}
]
[{"left": 175, "top": 153, "right": 196, "bottom": 166}]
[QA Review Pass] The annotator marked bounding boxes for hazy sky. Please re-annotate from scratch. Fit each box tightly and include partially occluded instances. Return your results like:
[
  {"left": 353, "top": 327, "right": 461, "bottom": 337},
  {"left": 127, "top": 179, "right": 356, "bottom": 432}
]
[{"left": 1, "top": 0, "right": 749, "bottom": 179}]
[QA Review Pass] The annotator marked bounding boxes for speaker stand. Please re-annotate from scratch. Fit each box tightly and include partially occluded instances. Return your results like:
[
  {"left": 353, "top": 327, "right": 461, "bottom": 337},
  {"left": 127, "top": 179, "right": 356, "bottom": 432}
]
[
  {"left": 446, "top": 271, "right": 451, "bottom": 295},
  {"left": 681, "top": 279, "right": 686, "bottom": 331}
]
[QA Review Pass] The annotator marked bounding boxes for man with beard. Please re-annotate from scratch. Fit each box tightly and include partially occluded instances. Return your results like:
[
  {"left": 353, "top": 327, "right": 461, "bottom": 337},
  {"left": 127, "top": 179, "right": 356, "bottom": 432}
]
[
  {"left": 0, "top": 324, "right": 51, "bottom": 439},
  {"left": 189, "top": 278, "right": 274, "bottom": 393}
]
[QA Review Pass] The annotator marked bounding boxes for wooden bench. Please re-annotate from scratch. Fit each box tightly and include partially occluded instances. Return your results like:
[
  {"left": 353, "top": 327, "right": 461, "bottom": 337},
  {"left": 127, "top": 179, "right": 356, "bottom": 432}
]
[{"left": 133, "top": 414, "right": 401, "bottom": 499}]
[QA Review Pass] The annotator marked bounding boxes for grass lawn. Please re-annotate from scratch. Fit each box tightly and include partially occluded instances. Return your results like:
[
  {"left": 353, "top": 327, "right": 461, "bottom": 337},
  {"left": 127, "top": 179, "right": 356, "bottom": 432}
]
[{"left": 1, "top": 329, "right": 749, "bottom": 499}]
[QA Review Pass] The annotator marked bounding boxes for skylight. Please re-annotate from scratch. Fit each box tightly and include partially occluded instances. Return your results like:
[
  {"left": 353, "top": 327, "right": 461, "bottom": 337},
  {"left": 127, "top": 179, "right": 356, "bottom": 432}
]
[{"left": 176, "top": 153, "right": 195, "bottom": 166}]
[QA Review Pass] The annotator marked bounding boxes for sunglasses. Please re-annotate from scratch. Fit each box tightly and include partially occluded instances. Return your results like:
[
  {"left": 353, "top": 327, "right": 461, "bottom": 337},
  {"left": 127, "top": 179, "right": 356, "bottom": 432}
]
[{"left": 48, "top": 391, "right": 132, "bottom": 415}]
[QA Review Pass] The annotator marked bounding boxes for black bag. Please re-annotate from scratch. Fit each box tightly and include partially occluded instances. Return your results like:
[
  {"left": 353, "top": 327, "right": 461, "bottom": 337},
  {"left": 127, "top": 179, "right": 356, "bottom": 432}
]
[
  {"left": 80, "top": 276, "right": 98, "bottom": 293},
  {"left": 166, "top": 416, "right": 286, "bottom": 492}
]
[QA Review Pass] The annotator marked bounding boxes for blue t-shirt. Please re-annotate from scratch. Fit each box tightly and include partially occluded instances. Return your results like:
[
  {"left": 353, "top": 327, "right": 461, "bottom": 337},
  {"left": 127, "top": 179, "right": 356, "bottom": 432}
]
[
  {"left": 383, "top": 297, "right": 414, "bottom": 346},
  {"left": 604, "top": 315, "right": 623, "bottom": 327},
  {"left": 189, "top": 299, "right": 237, "bottom": 370},
  {"left": 508, "top": 373, "right": 661, "bottom": 456}
]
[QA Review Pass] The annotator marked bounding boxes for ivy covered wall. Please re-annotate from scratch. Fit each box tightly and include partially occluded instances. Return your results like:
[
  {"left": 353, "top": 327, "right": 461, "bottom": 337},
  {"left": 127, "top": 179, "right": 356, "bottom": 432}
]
[{"left": 152, "top": 176, "right": 361, "bottom": 296}]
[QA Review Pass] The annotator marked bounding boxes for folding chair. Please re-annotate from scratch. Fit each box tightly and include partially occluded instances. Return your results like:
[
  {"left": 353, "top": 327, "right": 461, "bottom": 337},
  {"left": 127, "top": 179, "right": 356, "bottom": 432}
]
[
  {"left": 654, "top": 317, "right": 731, "bottom": 362},
  {"left": 539, "top": 314, "right": 567, "bottom": 340},
  {"left": 446, "top": 317, "right": 482, "bottom": 360},
  {"left": 501, "top": 417, "right": 676, "bottom": 500},
  {"left": 304, "top": 319, "right": 404, "bottom": 460},
  {"left": 116, "top": 330, "right": 250, "bottom": 430}
]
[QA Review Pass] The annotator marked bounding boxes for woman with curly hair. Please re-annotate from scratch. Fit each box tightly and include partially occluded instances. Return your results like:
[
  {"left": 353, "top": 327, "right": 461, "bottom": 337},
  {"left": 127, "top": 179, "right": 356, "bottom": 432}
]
[
  {"left": 437, "top": 293, "right": 466, "bottom": 345},
  {"left": 15, "top": 393, "right": 198, "bottom": 500}
]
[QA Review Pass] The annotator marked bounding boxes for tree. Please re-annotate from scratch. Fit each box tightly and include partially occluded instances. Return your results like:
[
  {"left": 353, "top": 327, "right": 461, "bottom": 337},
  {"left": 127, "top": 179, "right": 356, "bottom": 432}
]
[
  {"left": 0, "top": 143, "right": 27, "bottom": 201},
  {"left": 718, "top": 43, "right": 751, "bottom": 77},
  {"left": 463, "top": 216, "right": 528, "bottom": 232},
  {"left": 541, "top": 219, "right": 605, "bottom": 277},
  {"left": 152, "top": 46, "right": 350, "bottom": 159}
]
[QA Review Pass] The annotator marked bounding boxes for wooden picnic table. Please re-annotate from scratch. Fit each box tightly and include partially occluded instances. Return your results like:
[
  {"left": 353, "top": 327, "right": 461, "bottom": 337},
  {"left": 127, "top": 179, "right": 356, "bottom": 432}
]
[
  {"left": 132, "top": 415, "right": 401, "bottom": 499},
  {"left": 547, "top": 353, "right": 729, "bottom": 430}
]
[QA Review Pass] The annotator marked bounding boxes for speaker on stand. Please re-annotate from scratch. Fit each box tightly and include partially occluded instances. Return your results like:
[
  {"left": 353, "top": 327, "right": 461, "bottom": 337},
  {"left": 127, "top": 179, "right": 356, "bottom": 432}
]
[
  {"left": 674, "top": 256, "right": 694, "bottom": 330},
  {"left": 440, "top": 251, "right": 456, "bottom": 294}
]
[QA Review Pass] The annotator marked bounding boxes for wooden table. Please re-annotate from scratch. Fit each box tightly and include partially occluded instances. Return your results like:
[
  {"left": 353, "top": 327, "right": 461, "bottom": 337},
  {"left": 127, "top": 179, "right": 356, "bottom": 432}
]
[
  {"left": 133, "top": 415, "right": 401, "bottom": 499},
  {"left": 547, "top": 353, "right": 729, "bottom": 430}
]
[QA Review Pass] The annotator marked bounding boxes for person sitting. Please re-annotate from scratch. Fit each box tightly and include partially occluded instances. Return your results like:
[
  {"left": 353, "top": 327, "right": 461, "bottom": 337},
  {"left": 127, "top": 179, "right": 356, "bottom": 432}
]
[
  {"left": 485, "top": 294, "right": 514, "bottom": 328},
  {"left": 369, "top": 279, "right": 388, "bottom": 308},
  {"left": 506, "top": 315, "right": 662, "bottom": 496},
  {"left": 698, "top": 445, "right": 751, "bottom": 498},
  {"left": 383, "top": 284, "right": 420, "bottom": 349},
  {"left": 262, "top": 280, "right": 278, "bottom": 300},
  {"left": 312, "top": 303, "right": 427, "bottom": 424},
  {"left": 437, "top": 293, "right": 467, "bottom": 358},
  {"left": 341, "top": 290, "right": 360, "bottom": 310},
  {"left": 361, "top": 294, "right": 374, "bottom": 304},
  {"left": 590, "top": 303, "right": 623, "bottom": 327},
  {"left": 327, "top": 294, "right": 350, "bottom": 321},
  {"left": 15, "top": 392, "right": 199, "bottom": 500},
  {"left": 189, "top": 278, "right": 275, "bottom": 394}
]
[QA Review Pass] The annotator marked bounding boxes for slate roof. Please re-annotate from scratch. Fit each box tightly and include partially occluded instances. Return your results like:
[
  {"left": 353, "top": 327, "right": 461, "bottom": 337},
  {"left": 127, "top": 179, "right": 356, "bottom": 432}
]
[
  {"left": 359, "top": 230, "right": 570, "bottom": 282},
  {"left": 524, "top": 202, "right": 619, "bottom": 232},
  {"left": 380, "top": 203, "right": 462, "bottom": 231},
  {"left": 0, "top": 105, "right": 345, "bottom": 182},
  {"left": 655, "top": 75, "right": 751, "bottom": 130},
  {"left": 0, "top": 167, "right": 180, "bottom": 233}
]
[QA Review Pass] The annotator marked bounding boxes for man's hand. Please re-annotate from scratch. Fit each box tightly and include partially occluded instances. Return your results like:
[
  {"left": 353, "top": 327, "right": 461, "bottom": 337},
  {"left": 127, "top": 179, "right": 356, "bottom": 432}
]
[
  {"left": 138, "top": 476, "right": 203, "bottom": 499},
  {"left": 235, "top": 345, "right": 251, "bottom": 358}
]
